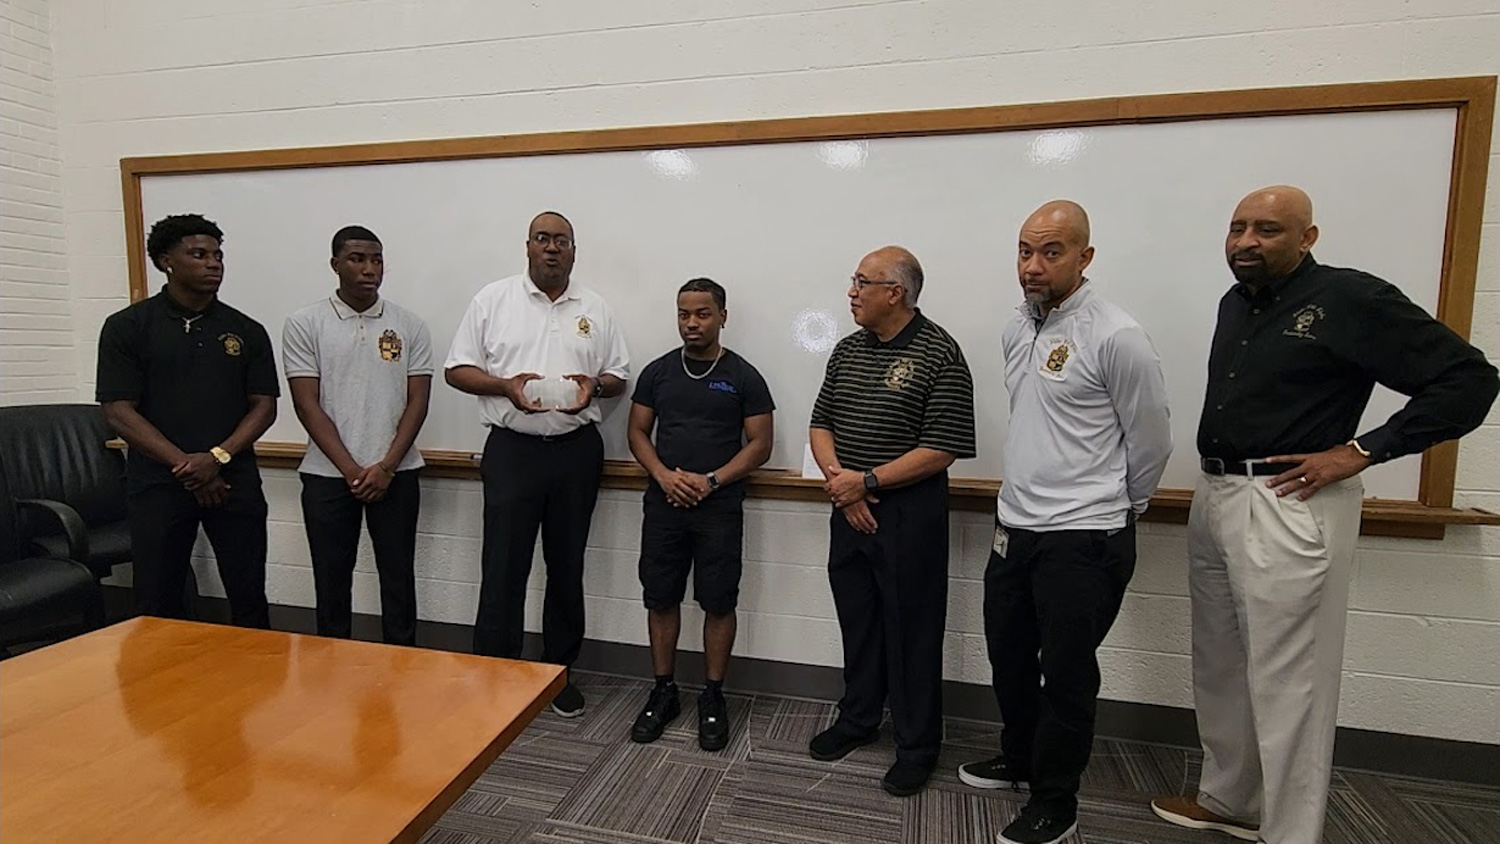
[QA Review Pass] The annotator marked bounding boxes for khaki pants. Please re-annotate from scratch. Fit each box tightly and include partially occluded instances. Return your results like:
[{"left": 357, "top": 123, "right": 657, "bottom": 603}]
[{"left": 1187, "top": 472, "right": 1363, "bottom": 844}]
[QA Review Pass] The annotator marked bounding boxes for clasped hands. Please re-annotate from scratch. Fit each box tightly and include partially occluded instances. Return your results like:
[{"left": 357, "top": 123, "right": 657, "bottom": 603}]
[
  {"left": 825, "top": 465, "right": 879, "bottom": 535},
  {"left": 172, "top": 452, "right": 230, "bottom": 508},
  {"left": 502, "top": 372, "right": 598, "bottom": 415},
  {"left": 656, "top": 468, "right": 713, "bottom": 509}
]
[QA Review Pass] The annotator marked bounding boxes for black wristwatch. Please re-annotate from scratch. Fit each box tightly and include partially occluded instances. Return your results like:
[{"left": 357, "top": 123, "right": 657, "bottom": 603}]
[
  {"left": 707, "top": 472, "right": 721, "bottom": 491},
  {"left": 591, "top": 378, "right": 604, "bottom": 398},
  {"left": 863, "top": 470, "right": 879, "bottom": 491}
]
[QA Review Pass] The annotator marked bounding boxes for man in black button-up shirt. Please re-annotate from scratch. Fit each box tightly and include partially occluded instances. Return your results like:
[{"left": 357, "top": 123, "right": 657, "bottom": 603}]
[
  {"left": 1151, "top": 187, "right": 1497, "bottom": 844},
  {"left": 97, "top": 214, "right": 279, "bottom": 629}
]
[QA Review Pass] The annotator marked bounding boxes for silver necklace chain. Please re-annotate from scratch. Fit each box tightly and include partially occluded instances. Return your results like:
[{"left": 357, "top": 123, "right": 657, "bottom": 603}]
[
  {"left": 681, "top": 347, "right": 724, "bottom": 380},
  {"left": 181, "top": 314, "right": 205, "bottom": 334}
]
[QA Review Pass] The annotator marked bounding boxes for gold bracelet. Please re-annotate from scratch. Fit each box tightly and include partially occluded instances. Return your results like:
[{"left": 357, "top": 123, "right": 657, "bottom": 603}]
[
  {"left": 1346, "top": 439, "right": 1372, "bottom": 459},
  {"left": 378, "top": 462, "right": 396, "bottom": 477}
]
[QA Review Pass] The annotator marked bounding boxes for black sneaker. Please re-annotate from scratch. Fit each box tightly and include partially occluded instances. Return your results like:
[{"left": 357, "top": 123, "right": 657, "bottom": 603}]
[
  {"left": 550, "top": 681, "right": 586, "bottom": 718},
  {"left": 881, "top": 758, "right": 935, "bottom": 797},
  {"left": 697, "top": 688, "right": 729, "bottom": 751},
  {"left": 958, "top": 754, "right": 1030, "bottom": 791},
  {"left": 808, "top": 723, "right": 878, "bottom": 761},
  {"left": 630, "top": 683, "right": 680, "bottom": 742},
  {"left": 996, "top": 807, "right": 1078, "bottom": 844}
]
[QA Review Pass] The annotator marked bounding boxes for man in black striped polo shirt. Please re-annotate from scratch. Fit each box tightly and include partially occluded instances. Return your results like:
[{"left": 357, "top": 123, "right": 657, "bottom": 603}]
[{"left": 807, "top": 245, "right": 976, "bottom": 797}]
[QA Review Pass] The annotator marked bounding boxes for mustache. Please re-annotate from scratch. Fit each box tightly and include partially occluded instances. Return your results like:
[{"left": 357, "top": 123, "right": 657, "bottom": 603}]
[{"left": 1230, "top": 250, "right": 1264, "bottom": 262}]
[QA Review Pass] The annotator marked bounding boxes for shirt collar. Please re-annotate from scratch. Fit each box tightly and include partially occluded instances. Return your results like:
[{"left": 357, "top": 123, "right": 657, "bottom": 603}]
[
  {"left": 329, "top": 293, "right": 385, "bottom": 320},
  {"left": 155, "top": 285, "right": 219, "bottom": 319},
  {"left": 1017, "top": 278, "right": 1096, "bottom": 320},
  {"left": 864, "top": 308, "right": 925, "bottom": 349},
  {"left": 1232, "top": 253, "right": 1317, "bottom": 300},
  {"left": 524, "top": 272, "right": 580, "bottom": 303}
]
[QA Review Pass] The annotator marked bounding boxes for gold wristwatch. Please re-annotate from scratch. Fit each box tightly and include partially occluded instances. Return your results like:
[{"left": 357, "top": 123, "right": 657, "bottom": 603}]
[
  {"left": 210, "top": 446, "right": 232, "bottom": 465},
  {"left": 1346, "top": 439, "right": 1372, "bottom": 460}
]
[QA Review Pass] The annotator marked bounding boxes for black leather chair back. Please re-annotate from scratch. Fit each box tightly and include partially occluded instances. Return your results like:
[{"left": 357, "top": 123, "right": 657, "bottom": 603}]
[
  {"left": 0, "top": 451, "right": 25, "bottom": 566},
  {"left": 0, "top": 404, "right": 127, "bottom": 533}
]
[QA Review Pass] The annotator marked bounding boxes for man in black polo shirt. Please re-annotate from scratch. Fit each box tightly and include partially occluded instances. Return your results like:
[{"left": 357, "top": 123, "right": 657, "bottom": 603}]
[
  {"left": 97, "top": 214, "right": 280, "bottom": 629},
  {"left": 626, "top": 278, "right": 774, "bottom": 751},
  {"left": 807, "top": 246, "right": 976, "bottom": 797},
  {"left": 1150, "top": 187, "right": 1498, "bottom": 844}
]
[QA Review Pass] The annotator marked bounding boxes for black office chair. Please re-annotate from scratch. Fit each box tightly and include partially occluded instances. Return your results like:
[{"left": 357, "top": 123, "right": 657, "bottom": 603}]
[
  {"left": 0, "top": 404, "right": 131, "bottom": 580},
  {"left": 0, "top": 451, "right": 105, "bottom": 653}
]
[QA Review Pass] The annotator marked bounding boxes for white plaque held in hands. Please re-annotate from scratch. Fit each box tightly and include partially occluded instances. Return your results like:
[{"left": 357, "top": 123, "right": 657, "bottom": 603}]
[{"left": 523, "top": 376, "right": 580, "bottom": 410}]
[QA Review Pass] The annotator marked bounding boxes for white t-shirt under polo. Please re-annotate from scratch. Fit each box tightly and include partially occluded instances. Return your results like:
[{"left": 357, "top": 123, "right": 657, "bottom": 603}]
[
  {"left": 444, "top": 273, "right": 630, "bottom": 436},
  {"left": 283, "top": 295, "right": 433, "bottom": 478},
  {"left": 997, "top": 282, "right": 1172, "bottom": 531}
]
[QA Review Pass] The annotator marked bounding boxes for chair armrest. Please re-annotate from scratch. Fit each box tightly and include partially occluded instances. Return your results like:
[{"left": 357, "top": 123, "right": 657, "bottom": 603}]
[{"left": 15, "top": 498, "right": 91, "bottom": 562}]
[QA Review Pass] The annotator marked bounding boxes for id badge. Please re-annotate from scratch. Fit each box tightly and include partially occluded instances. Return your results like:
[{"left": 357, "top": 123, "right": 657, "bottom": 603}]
[{"left": 992, "top": 525, "right": 1009, "bottom": 558}]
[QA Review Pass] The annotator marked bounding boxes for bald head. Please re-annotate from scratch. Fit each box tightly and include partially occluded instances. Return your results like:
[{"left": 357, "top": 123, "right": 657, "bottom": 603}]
[
  {"left": 863, "top": 246, "right": 924, "bottom": 307},
  {"left": 1017, "top": 200, "right": 1095, "bottom": 314},
  {"left": 1023, "top": 200, "right": 1091, "bottom": 250},
  {"left": 1226, "top": 185, "right": 1318, "bottom": 285}
]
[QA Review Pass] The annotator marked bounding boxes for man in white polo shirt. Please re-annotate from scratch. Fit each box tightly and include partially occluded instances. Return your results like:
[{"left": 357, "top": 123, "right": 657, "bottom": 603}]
[
  {"left": 958, "top": 201, "right": 1172, "bottom": 844},
  {"left": 283, "top": 225, "right": 433, "bottom": 647},
  {"left": 445, "top": 211, "right": 630, "bottom": 717}
]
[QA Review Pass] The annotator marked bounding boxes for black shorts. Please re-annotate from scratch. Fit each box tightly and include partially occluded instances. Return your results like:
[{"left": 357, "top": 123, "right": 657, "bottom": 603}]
[{"left": 639, "top": 499, "right": 744, "bottom": 614}]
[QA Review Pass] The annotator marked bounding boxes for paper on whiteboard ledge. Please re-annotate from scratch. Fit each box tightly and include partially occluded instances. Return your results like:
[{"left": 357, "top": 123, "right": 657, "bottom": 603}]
[{"left": 801, "top": 443, "right": 822, "bottom": 479}]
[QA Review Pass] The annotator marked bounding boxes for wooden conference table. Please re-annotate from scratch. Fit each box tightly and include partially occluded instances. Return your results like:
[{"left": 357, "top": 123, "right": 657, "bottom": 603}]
[{"left": 0, "top": 617, "right": 564, "bottom": 843}]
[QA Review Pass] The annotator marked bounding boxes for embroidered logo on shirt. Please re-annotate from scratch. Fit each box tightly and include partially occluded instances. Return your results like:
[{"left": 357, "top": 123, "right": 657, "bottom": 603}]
[
  {"left": 1284, "top": 304, "right": 1324, "bottom": 340},
  {"left": 885, "top": 357, "right": 917, "bottom": 390},
  {"left": 379, "top": 329, "right": 403, "bottom": 362},
  {"left": 576, "top": 316, "right": 593, "bottom": 338},
  {"left": 220, "top": 333, "right": 244, "bottom": 356},
  {"left": 708, "top": 380, "right": 737, "bottom": 394},
  {"left": 1045, "top": 343, "right": 1070, "bottom": 372}
]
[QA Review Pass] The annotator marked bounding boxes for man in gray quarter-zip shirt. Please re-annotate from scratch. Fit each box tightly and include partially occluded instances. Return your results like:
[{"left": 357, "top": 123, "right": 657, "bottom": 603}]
[{"left": 959, "top": 201, "right": 1172, "bottom": 844}]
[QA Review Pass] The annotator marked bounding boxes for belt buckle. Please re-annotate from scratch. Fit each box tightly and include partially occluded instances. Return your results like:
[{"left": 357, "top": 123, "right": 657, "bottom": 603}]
[{"left": 1203, "top": 457, "right": 1226, "bottom": 474}]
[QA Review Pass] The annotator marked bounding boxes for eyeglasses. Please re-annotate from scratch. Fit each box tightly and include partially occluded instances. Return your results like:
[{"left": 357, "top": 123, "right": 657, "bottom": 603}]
[
  {"left": 531, "top": 232, "right": 574, "bottom": 249},
  {"left": 849, "top": 275, "right": 901, "bottom": 291}
]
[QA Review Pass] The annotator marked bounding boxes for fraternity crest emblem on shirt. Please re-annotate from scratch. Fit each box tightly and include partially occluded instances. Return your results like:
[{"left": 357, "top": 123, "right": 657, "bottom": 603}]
[
  {"left": 1040, "top": 339, "right": 1072, "bottom": 378},
  {"left": 885, "top": 357, "right": 917, "bottom": 390},
  {"left": 576, "top": 316, "right": 593, "bottom": 338},
  {"left": 220, "top": 333, "right": 243, "bottom": 356},
  {"left": 1284, "top": 304, "right": 1324, "bottom": 340},
  {"left": 379, "top": 329, "right": 403, "bottom": 362}
]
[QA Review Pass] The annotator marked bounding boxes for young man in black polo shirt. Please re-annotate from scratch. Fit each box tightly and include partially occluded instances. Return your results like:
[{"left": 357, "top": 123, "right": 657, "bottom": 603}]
[
  {"left": 626, "top": 278, "right": 774, "bottom": 751},
  {"left": 808, "top": 246, "right": 976, "bottom": 796},
  {"left": 97, "top": 214, "right": 279, "bottom": 628}
]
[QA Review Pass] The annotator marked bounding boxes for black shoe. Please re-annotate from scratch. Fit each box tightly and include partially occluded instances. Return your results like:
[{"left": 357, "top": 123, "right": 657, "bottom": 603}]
[
  {"left": 697, "top": 688, "right": 730, "bottom": 751},
  {"left": 881, "top": 758, "right": 935, "bottom": 797},
  {"left": 997, "top": 807, "right": 1078, "bottom": 844},
  {"left": 550, "top": 681, "right": 586, "bottom": 718},
  {"left": 630, "top": 683, "right": 680, "bottom": 742},
  {"left": 808, "top": 723, "right": 878, "bottom": 761},
  {"left": 958, "top": 754, "right": 1030, "bottom": 791}
]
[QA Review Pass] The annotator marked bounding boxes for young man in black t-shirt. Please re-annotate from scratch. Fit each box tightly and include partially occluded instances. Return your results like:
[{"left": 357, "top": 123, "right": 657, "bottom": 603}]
[
  {"left": 626, "top": 278, "right": 774, "bottom": 751},
  {"left": 96, "top": 214, "right": 280, "bottom": 628}
]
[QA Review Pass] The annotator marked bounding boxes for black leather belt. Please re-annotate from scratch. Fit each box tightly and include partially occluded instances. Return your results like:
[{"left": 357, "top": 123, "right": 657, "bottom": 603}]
[
  {"left": 1200, "top": 457, "right": 1289, "bottom": 477},
  {"left": 487, "top": 424, "right": 593, "bottom": 443}
]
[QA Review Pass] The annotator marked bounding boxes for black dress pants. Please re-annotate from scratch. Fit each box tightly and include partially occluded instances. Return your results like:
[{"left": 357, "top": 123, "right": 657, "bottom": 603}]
[
  {"left": 984, "top": 522, "right": 1136, "bottom": 815},
  {"left": 475, "top": 425, "right": 603, "bottom": 664},
  {"left": 300, "top": 469, "right": 421, "bottom": 646},
  {"left": 127, "top": 472, "right": 270, "bottom": 629},
  {"left": 827, "top": 473, "right": 950, "bottom": 765}
]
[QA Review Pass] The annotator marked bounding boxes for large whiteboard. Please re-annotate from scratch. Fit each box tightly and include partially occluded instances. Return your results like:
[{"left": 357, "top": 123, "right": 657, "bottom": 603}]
[{"left": 138, "top": 108, "right": 1457, "bottom": 498}]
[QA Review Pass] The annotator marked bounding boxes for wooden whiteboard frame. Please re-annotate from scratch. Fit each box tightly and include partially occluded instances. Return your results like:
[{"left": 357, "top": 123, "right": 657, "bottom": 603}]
[{"left": 119, "top": 76, "right": 1499, "bottom": 538}]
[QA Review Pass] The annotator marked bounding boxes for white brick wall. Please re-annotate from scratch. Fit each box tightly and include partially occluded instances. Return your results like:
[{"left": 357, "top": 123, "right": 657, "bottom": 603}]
[
  {"left": 0, "top": 0, "right": 73, "bottom": 404},
  {"left": 46, "top": 0, "right": 1500, "bottom": 742}
]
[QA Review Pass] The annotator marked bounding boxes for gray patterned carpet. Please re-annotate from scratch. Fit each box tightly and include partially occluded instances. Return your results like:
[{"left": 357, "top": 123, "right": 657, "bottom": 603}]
[{"left": 420, "top": 672, "right": 1499, "bottom": 844}]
